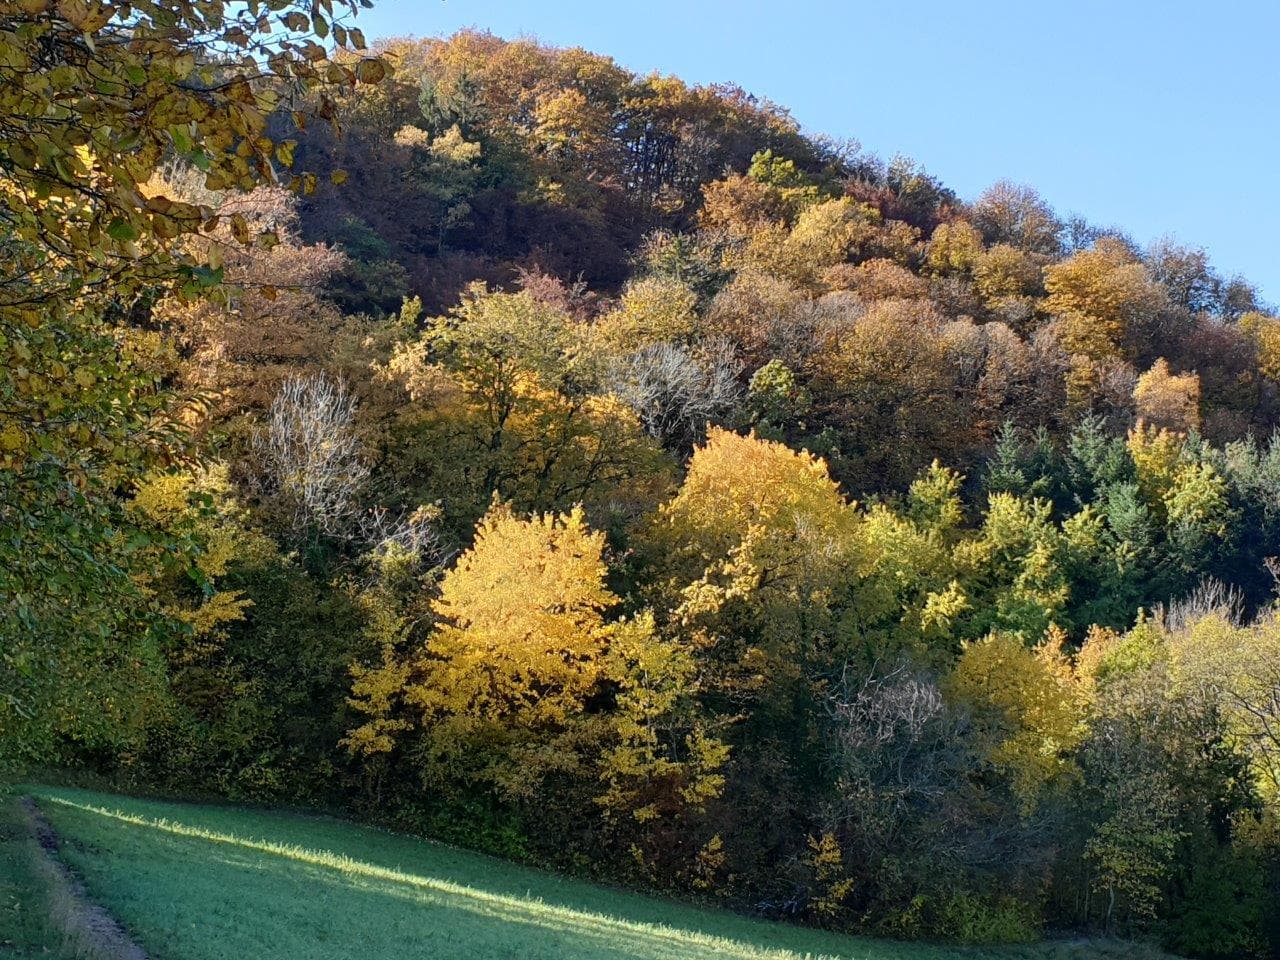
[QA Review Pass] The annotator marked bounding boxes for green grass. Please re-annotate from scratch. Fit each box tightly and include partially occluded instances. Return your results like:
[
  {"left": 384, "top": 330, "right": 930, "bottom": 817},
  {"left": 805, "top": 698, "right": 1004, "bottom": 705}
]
[
  {"left": 21, "top": 785, "right": 1166, "bottom": 960},
  {"left": 0, "top": 793, "right": 75, "bottom": 960}
]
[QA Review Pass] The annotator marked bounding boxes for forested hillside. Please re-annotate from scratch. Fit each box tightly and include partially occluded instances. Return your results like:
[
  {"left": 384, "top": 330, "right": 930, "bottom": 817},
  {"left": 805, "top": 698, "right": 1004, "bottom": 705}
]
[{"left": 3, "top": 10, "right": 1280, "bottom": 958}]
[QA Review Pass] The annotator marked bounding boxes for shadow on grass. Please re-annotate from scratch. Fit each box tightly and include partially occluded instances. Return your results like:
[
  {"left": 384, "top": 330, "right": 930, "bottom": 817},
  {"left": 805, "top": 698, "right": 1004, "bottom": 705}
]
[{"left": 28, "top": 787, "right": 1157, "bottom": 960}]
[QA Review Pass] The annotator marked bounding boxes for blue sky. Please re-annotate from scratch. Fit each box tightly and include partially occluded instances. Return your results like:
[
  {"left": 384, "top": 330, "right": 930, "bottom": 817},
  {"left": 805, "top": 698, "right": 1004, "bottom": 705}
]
[{"left": 351, "top": 0, "right": 1278, "bottom": 303}]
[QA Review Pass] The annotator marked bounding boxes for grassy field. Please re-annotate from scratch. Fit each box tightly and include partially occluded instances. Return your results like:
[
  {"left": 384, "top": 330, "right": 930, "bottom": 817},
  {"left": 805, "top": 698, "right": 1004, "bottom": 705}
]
[
  {"left": 0, "top": 794, "right": 74, "bottom": 960},
  {"left": 15, "top": 786, "right": 1166, "bottom": 960}
]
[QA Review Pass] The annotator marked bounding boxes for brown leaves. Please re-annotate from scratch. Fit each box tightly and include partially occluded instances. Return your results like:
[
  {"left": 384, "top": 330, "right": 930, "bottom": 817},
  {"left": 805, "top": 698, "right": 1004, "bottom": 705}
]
[
  {"left": 331, "top": 24, "right": 367, "bottom": 49},
  {"left": 229, "top": 213, "right": 251, "bottom": 245},
  {"left": 225, "top": 79, "right": 258, "bottom": 105},
  {"left": 55, "top": 0, "right": 112, "bottom": 31}
]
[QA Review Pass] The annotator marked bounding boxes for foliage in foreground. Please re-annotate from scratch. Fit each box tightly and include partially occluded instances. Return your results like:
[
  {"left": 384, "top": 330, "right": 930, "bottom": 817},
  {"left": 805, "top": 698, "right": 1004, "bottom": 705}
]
[{"left": 0, "top": 0, "right": 386, "bottom": 774}]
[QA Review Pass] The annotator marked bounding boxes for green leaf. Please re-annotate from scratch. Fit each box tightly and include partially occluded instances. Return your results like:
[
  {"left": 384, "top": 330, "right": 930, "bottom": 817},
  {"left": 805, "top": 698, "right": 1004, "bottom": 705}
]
[
  {"left": 105, "top": 218, "right": 138, "bottom": 241},
  {"left": 191, "top": 264, "right": 225, "bottom": 288}
]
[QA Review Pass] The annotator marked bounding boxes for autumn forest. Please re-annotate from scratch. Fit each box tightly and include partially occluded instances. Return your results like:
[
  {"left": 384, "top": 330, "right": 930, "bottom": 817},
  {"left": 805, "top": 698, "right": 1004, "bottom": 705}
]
[{"left": 3, "top": 4, "right": 1280, "bottom": 958}]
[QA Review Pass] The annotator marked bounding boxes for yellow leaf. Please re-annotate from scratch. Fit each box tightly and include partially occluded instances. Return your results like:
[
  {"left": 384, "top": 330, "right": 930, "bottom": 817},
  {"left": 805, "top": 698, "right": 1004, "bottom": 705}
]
[
  {"left": 354, "top": 58, "right": 387, "bottom": 84},
  {"left": 0, "top": 424, "right": 26, "bottom": 452}
]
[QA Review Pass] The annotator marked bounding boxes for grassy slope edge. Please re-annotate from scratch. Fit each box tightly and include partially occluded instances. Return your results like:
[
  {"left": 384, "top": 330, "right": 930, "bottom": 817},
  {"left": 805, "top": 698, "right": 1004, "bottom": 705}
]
[{"left": 22, "top": 786, "right": 1172, "bottom": 960}]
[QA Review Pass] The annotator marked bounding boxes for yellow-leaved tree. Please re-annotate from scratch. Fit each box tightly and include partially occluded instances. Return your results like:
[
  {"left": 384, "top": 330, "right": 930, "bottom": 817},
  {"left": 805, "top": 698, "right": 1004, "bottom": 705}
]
[
  {"left": 416, "top": 504, "right": 615, "bottom": 764},
  {"left": 591, "top": 276, "right": 700, "bottom": 352},
  {"left": 648, "top": 429, "right": 974, "bottom": 693},
  {"left": 1045, "top": 239, "right": 1165, "bottom": 361},
  {"left": 1167, "top": 613, "right": 1280, "bottom": 806},
  {"left": 945, "top": 629, "right": 1086, "bottom": 808},
  {"left": 346, "top": 501, "right": 725, "bottom": 835},
  {"left": 1133, "top": 359, "right": 1201, "bottom": 434},
  {"left": 647, "top": 428, "right": 865, "bottom": 681},
  {"left": 382, "top": 284, "right": 672, "bottom": 537}
]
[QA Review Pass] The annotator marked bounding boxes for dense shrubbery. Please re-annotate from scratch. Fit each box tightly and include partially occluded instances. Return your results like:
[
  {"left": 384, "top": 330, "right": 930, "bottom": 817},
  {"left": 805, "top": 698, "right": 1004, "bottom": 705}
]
[{"left": 6, "top": 15, "right": 1280, "bottom": 957}]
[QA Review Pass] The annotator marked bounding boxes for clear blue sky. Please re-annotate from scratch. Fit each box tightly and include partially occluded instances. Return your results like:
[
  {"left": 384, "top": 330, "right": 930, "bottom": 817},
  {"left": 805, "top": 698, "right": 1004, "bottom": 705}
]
[{"left": 353, "top": 0, "right": 1278, "bottom": 303}]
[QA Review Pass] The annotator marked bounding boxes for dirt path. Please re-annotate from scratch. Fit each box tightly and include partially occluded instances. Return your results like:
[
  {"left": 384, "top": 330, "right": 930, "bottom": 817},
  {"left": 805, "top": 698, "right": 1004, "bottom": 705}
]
[{"left": 17, "top": 797, "right": 149, "bottom": 960}]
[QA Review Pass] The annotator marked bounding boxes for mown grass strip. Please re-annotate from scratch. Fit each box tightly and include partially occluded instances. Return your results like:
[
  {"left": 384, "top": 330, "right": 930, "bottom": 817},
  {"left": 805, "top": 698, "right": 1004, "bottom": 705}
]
[
  {"left": 2, "top": 791, "right": 150, "bottom": 960},
  {"left": 27, "top": 786, "right": 1175, "bottom": 960},
  {"left": 38, "top": 793, "right": 855, "bottom": 960},
  {"left": 0, "top": 793, "right": 71, "bottom": 960}
]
